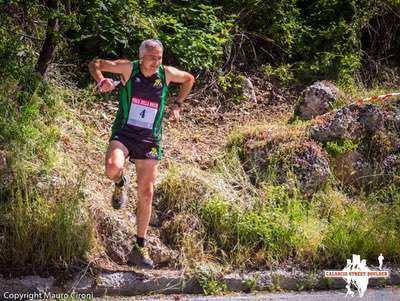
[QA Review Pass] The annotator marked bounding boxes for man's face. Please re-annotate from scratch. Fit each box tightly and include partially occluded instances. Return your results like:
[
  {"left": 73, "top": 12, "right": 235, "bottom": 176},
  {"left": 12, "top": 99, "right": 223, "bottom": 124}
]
[{"left": 140, "top": 46, "right": 163, "bottom": 73}]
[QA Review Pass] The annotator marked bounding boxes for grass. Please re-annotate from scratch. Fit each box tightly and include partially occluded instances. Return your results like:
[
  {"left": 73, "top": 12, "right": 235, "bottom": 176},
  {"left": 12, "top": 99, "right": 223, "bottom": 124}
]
[
  {"left": 0, "top": 183, "right": 93, "bottom": 268},
  {"left": 0, "top": 76, "right": 95, "bottom": 272},
  {"left": 319, "top": 198, "right": 400, "bottom": 267},
  {"left": 155, "top": 118, "right": 400, "bottom": 270},
  {"left": 225, "top": 123, "right": 312, "bottom": 186},
  {"left": 333, "top": 81, "right": 400, "bottom": 109},
  {"left": 325, "top": 138, "right": 359, "bottom": 157},
  {"left": 155, "top": 162, "right": 237, "bottom": 215}
]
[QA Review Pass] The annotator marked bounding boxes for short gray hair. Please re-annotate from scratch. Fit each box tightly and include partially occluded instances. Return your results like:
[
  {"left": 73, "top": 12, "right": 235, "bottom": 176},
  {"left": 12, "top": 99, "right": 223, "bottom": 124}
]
[{"left": 139, "top": 39, "right": 163, "bottom": 57}]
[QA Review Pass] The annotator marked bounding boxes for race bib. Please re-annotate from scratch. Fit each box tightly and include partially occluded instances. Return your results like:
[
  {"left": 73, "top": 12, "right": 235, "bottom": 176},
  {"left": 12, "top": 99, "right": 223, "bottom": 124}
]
[{"left": 127, "top": 97, "right": 159, "bottom": 129}]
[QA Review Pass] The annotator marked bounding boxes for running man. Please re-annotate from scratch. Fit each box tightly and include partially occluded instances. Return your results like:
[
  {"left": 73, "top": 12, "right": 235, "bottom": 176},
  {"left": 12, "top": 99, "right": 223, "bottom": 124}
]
[{"left": 89, "top": 39, "right": 194, "bottom": 268}]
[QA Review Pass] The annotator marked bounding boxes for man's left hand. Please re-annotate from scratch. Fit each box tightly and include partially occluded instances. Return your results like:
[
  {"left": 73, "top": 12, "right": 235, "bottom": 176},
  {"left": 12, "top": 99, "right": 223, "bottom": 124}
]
[{"left": 170, "top": 105, "right": 181, "bottom": 123}]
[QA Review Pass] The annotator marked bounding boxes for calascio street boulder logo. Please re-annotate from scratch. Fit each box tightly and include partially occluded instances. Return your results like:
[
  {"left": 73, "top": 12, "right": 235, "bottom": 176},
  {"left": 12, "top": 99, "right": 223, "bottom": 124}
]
[{"left": 324, "top": 254, "right": 389, "bottom": 297}]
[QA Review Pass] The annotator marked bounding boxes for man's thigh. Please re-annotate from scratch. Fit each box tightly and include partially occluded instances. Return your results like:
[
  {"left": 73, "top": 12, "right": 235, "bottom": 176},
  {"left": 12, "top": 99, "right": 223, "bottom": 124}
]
[
  {"left": 105, "top": 140, "right": 129, "bottom": 167},
  {"left": 135, "top": 159, "right": 159, "bottom": 186}
]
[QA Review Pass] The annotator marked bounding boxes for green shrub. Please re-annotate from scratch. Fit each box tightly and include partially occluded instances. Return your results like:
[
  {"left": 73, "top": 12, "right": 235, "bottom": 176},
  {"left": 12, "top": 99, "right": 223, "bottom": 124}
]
[
  {"left": 0, "top": 184, "right": 93, "bottom": 268},
  {"left": 325, "top": 138, "right": 359, "bottom": 157},
  {"left": 262, "top": 64, "right": 294, "bottom": 83},
  {"left": 200, "top": 191, "right": 323, "bottom": 266},
  {"left": 217, "top": 72, "right": 246, "bottom": 104},
  {"left": 0, "top": 71, "right": 93, "bottom": 271},
  {"left": 320, "top": 199, "right": 400, "bottom": 266},
  {"left": 72, "top": 1, "right": 233, "bottom": 73}
]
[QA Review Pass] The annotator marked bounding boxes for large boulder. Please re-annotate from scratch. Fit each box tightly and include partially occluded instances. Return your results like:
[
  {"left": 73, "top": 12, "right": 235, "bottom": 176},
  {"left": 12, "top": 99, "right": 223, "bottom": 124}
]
[
  {"left": 93, "top": 208, "right": 174, "bottom": 266},
  {"left": 310, "top": 99, "right": 400, "bottom": 190},
  {"left": 358, "top": 105, "right": 385, "bottom": 134},
  {"left": 310, "top": 104, "right": 363, "bottom": 142},
  {"left": 383, "top": 154, "right": 400, "bottom": 175},
  {"left": 285, "top": 141, "right": 330, "bottom": 195},
  {"left": 310, "top": 104, "right": 389, "bottom": 143},
  {"left": 240, "top": 127, "right": 330, "bottom": 195},
  {"left": 295, "top": 81, "right": 339, "bottom": 120}
]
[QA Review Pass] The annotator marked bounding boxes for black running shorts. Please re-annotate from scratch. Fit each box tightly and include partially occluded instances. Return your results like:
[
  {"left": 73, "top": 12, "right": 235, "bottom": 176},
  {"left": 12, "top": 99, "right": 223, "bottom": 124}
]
[{"left": 110, "top": 126, "right": 162, "bottom": 161}]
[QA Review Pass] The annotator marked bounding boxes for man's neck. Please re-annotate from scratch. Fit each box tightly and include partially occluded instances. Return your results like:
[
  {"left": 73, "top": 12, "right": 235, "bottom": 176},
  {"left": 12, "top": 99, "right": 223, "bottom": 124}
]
[{"left": 140, "top": 66, "right": 156, "bottom": 78}]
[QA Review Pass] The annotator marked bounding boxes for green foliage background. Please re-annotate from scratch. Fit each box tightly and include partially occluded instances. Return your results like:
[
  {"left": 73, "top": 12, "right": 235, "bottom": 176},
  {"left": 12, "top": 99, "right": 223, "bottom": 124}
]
[{"left": 2, "top": 0, "right": 399, "bottom": 81}]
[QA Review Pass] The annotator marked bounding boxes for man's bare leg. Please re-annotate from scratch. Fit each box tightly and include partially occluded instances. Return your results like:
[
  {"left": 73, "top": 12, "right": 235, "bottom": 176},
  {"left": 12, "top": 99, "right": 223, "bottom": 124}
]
[
  {"left": 126, "top": 159, "right": 158, "bottom": 268},
  {"left": 105, "top": 140, "right": 128, "bottom": 181},
  {"left": 135, "top": 159, "right": 158, "bottom": 239},
  {"left": 105, "top": 140, "right": 130, "bottom": 209}
]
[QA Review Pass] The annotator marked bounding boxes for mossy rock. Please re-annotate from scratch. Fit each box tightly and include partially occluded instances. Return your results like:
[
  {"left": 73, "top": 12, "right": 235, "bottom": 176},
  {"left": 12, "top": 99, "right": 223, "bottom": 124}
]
[
  {"left": 311, "top": 99, "right": 400, "bottom": 191},
  {"left": 229, "top": 124, "right": 329, "bottom": 195}
]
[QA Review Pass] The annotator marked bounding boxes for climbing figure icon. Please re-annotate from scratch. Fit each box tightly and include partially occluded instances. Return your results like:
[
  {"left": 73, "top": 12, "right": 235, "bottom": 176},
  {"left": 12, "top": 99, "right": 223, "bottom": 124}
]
[{"left": 378, "top": 253, "right": 384, "bottom": 270}]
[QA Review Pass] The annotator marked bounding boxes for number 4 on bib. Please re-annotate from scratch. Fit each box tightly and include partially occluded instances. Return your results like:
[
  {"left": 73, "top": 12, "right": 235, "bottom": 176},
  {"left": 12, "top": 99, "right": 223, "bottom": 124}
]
[{"left": 127, "top": 98, "right": 159, "bottom": 129}]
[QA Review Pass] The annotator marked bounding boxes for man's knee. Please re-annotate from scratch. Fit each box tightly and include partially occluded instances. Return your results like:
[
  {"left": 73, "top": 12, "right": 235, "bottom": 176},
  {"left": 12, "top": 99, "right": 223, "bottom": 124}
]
[{"left": 105, "top": 161, "right": 123, "bottom": 180}]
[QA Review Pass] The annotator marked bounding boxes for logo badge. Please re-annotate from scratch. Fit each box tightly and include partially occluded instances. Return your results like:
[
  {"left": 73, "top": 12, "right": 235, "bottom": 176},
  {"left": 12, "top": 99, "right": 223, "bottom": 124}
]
[
  {"left": 324, "top": 254, "right": 389, "bottom": 297},
  {"left": 145, "top": 147, "right": 158, "bottom": 159},
  {"left": 153, "top": 79, "right": 162, "bottom": 88}
]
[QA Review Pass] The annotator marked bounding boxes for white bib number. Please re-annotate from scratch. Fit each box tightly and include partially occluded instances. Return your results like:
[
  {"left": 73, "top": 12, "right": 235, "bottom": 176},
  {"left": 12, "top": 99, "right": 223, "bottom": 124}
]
[{"left": 127, "top": 98, "right": 159, "bottom": 129}]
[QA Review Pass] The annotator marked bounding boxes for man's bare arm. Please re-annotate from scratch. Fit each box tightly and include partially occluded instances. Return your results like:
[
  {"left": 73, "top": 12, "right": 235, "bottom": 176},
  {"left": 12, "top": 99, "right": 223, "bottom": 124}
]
[
  {"left": 88, "top": 59, "right": 132, "bottom": 86},
  {"left": 164, "top": 65, "right": 195, "bottom": 103}
]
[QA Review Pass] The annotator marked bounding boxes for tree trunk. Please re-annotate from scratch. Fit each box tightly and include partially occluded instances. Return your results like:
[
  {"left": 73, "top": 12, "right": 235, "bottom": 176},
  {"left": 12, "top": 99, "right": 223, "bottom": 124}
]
[{"left": 35, "top": 0, "right": 60, "bottom": 77}]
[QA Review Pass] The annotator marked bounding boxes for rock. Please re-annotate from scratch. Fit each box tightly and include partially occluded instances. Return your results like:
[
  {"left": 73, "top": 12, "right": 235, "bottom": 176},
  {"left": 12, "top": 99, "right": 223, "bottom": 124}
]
[
  {"left": 382, "top": 154, "right": 400, "bottom": 183},
  {"left": 94, "top": 208, "right": 175, "bottom": 266},
  {"left": 96, "top": 212, "right": 135, "bottom": 264},
  {"left": 310, "top": 105, "right": 363, "bottom": 142},
  {"left": 1, "top": 267, "right": 400, "bottom": 297},
  {"left": 311, "top": 102, "right": 397, "bottom": 142},
  {"left": 242, "top": 132, "right": 330, "bottom": 195},
  {"left": 285, "top": 141, "right": 330, "bottom": 195},
  {"left": 334, "top": 151, "right": 373, "bottom": 187},
  {"left": 395, "top": 108, "right": 400, "bottom": 131},
  {"left": 146, "top": 235, "right": 177, "bottom": 265},
  {"left": 359, "top": 104, "right": 384, "bottom": 133},
  {"left": 295, "top": 81, "right": 338, "bottom": 120},
  {"left": 63, "top": 273, "right": 94, "bottom": 292},
  {"left": 241, "top": 77, "right": 257, "bottom": 102},
  {"left": 310, "top": 100, "right": 400, "bottom": 189},
  {"left": 0, "top": 275, "right": 55, "bottom": 295}
]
